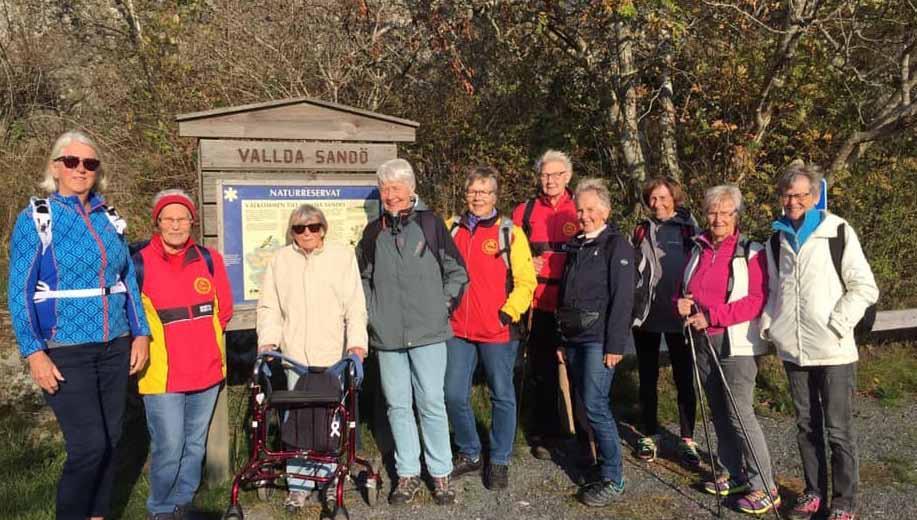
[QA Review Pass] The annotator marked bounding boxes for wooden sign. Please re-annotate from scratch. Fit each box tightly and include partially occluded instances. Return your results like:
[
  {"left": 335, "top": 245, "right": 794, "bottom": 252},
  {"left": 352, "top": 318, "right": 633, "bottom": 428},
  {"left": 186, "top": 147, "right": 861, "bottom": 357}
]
[{"left": 200, "top": 140, "right": 396, "bottom": 171}]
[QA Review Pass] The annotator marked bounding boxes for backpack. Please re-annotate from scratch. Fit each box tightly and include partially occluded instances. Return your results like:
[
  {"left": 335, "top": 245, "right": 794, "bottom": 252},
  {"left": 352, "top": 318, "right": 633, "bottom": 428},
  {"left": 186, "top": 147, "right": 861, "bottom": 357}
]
[
  {"left": 30, "top": 197, "right": 127, "bottom": 254},
  {"left": 130, "top": 240, "right": 215, "bottom": 290},
  {"left": 768, "top": 223, "right": 877, "bottom": 338},
  {"left": 359, "top": 209, "right": 459, "bottom": 280}
]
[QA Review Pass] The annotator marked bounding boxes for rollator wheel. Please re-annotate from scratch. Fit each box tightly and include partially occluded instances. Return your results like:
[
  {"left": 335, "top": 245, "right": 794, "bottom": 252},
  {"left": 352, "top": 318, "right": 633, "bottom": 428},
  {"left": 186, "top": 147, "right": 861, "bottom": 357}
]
[
  {"left": 256, "top": 482, "right": 275, "bottom": 501},
  {"left": 222, "top": 504, "right": 244, "bottom": 520},
  {"left": 363, "top": 477, "right": 380, "bottom": 507}
]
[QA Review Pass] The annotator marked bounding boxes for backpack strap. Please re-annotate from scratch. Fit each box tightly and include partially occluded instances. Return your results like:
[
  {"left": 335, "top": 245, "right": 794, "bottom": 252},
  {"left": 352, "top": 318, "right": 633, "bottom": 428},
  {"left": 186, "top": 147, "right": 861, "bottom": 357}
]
[
  {"left": 129, "top": 240, "right": 151, "bottom": 290},
  {"left": 196, "top": 244, "right": 215, "bottom": 276},
  {"left": 726, "top": 236, "right": 751, "bottom": 300},
  {"left": 103, "top": 204, "right": 127, "bottom": 235},
  {"left": 632, "top": 221, "right": 648, "bottom": 246},
  {"left": 417, "top": 210, "right": 445, "bottom": 274},
  {"left": 498, "top": 217, "right": 513, "bottom": 270},
  {"left": 29, "top": 197, "right": 52, "bottom": 254},
  {"left": 768, "top": 232, "right": 782, "bottom": 276},
  {"left": 521, "top": 198, "right": 537, "bottom": 238},
  {"left": 829, "top": 223, "right": 847, "bottom": 291}
]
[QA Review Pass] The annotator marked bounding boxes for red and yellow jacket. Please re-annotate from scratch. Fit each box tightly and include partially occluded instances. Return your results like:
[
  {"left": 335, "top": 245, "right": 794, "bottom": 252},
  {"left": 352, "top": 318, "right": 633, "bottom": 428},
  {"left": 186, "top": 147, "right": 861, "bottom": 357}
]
[
  {"left": 449, "top": 214, "right": 537, "bottom": 343},
  {"left": 512, "top": 190, "right": 580, "bottom": 311},
  {"left": 135, "top": 235, "right": 233, "bottom": 394}
]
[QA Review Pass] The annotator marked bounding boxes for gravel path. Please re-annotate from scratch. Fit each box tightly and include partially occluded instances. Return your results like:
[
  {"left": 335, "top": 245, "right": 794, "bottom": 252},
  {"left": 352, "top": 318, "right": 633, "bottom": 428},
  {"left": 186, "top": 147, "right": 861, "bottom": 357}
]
[{"left": 234, "top": 398, "right": 916, "bottom": 520}]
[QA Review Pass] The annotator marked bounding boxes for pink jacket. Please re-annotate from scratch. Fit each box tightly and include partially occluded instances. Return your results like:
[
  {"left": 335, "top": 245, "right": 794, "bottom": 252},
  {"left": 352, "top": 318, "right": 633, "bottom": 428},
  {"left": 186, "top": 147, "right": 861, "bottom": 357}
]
[{"left": 684, "top": 232, "right": 767, "bottom": 336}]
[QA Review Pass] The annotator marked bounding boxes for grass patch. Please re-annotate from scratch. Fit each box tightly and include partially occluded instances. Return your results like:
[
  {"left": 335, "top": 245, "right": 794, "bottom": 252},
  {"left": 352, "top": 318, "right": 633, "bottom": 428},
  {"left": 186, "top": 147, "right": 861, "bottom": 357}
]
[{"left": 858, "top": 342, "right": 917, "bottom": 406}]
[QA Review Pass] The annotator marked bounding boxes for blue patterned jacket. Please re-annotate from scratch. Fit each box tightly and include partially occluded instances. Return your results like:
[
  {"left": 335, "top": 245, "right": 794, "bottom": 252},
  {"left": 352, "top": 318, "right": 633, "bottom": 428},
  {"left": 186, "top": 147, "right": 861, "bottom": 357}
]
[{"left": 7, "top": 192, "right": 150, "bottom": 357}]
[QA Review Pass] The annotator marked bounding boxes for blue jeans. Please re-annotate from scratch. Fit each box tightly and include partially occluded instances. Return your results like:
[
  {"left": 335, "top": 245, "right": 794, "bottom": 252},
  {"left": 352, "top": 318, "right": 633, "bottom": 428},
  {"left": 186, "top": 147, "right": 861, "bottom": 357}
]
[
  {"left": 143, "top": 383, "right": 220, "bottom": 514},
  {"left": 285, "top": 368, "right": 337, "bottom": 492},
  {"left": 445, "top": 337, "right": 519, "bottom": 465},
  {"left": 44, "top": 336, "right": 131, "bottom": 520},
  {"left": 377, "top": 342, "right": 453, "bottom": 478},
  {"left": 565, "top": 342, "right": 623, "bottom": 485}
]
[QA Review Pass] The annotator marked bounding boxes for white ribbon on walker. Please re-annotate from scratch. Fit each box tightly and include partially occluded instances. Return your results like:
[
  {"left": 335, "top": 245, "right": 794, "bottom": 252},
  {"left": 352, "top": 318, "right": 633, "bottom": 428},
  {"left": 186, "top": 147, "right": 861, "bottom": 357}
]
[{"left": 330, "top": 416, "right": 341, "bottom": 438}]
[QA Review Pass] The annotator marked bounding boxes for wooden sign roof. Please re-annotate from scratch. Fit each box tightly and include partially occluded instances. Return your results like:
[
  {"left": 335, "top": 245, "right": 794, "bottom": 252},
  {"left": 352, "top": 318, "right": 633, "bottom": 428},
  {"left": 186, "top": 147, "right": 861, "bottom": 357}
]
[{"left": 176, "top": 97, "right": 418, "bottom": 142}]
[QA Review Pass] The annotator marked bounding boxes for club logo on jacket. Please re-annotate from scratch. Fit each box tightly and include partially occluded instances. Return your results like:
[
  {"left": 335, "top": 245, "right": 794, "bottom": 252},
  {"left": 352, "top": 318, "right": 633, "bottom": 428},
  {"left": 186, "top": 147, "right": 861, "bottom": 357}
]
[
  {"left": 482, "top": 238, "right": 499, "bottom": 255},
  {"left": 563, "top": 222, "right": 578, "bottom": 236},
  {"left": 194, "top": 277, "right": 212, "bottom": 295}
]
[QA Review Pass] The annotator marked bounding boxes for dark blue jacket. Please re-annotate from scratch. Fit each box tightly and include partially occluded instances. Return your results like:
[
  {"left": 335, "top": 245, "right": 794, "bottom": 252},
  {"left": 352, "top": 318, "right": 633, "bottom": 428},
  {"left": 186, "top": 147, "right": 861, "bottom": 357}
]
[{"left": 558, "top": 224, "right": 635, "bottom": 354}]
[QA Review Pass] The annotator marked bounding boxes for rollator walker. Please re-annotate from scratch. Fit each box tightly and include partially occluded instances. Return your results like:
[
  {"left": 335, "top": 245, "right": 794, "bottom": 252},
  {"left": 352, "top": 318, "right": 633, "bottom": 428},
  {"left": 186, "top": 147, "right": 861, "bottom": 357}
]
[{"left": 223, "top": 351, "right": 382, "bottom": 520}]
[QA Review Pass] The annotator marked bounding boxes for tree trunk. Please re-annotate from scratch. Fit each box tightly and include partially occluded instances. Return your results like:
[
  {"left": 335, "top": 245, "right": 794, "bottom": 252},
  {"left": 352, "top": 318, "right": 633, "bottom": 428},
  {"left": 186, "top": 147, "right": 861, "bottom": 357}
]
[{"left": 613, "top": 20, "right": 647, "bottom": 183}]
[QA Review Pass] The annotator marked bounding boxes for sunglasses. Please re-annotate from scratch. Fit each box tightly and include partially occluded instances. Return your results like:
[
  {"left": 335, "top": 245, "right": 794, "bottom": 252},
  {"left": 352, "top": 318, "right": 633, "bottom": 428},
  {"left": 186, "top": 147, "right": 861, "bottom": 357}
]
[
  {"left": 55, "top": 156, "right": 101, "bottom": 171},
  {"left": 292, "top": 223, "right": 323, "bottom": 235}
]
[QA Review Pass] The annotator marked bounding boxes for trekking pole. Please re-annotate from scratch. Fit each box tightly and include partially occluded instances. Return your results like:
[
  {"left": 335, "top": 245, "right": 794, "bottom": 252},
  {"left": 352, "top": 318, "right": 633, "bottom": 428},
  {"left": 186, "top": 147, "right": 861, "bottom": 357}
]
[
  {"left": 685, "top": 323, "right": 722, "bottom": 518},
  {"left": 698, "top": 326, "right": 782, "bottom": 520}
]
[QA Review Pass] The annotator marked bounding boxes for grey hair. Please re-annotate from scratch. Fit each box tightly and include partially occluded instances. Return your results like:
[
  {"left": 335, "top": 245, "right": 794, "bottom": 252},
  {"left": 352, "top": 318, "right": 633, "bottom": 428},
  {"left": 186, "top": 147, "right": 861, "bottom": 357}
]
[
  {"left": 286, "top": 204, "right": 328, "bottom": 245},
  {"left": 40, "top": 130, "right": 108, "bottom": 193},
  {"left": 574, "top": 177, "right": 612, "bottom": 210},
  {"left": 703, "top": 184, "right": 744, "bottom": 214},
  {"left": 376, "top": 158, "right": 416, "bottom": 193},
  {"left": 464, "top": 165, "right": 499, "bottom": 195},
  {"left": 536, "top": 149, "right": 573, "bottom": 177},
  {"left": 777, "top": 161, "right": 823, "bottom": 198}
]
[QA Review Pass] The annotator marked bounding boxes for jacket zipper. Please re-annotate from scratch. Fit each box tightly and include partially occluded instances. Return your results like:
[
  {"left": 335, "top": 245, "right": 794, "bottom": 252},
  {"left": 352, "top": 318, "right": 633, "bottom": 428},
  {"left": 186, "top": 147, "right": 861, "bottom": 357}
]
[{"left": 77, "top": 201, "right": 111, "bottom": 342}]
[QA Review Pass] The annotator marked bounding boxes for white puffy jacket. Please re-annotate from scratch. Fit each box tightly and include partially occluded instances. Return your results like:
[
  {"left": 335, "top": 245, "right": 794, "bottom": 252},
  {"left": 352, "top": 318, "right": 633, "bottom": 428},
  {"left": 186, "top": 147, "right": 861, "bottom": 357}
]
[{"left": 760, "top": 213, "right": 879, "bottom": 367}]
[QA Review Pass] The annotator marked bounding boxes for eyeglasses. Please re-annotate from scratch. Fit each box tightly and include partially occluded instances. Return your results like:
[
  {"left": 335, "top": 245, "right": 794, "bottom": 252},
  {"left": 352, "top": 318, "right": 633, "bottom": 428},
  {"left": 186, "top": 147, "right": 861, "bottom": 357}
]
[
  {"left": 706, "top": 210, "right": 736, "bottom": 219},
  {"left": 54, "top": 156, "right": 101, "bottom": 171},
  {"left": 540, "top": 171, "right": 566, "bottom": 180},
  {"left": 465, "top": 189, "right": 494, "bottom": 198},
  {"left": 158, "top": 217, "right": 192, "bottom": 227},
  {"left": 292, "top": 223, "right": 323, "bottom": 235},
  {"left": 781, "top": 192, "right": 812, "bottom": 202}
]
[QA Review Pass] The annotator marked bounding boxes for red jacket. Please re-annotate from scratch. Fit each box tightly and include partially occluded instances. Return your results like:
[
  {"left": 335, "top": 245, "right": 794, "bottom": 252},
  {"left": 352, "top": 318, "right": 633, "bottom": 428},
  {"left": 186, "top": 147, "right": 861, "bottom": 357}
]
[
  {"left": 450, "top": 215, "right": 537, "bottom": 343},
  {"left": 136, "top": 236, "right": 233, "bottom": 394},
  {"left": 512, "top": 190, "right": 579, "bottom": 311}
]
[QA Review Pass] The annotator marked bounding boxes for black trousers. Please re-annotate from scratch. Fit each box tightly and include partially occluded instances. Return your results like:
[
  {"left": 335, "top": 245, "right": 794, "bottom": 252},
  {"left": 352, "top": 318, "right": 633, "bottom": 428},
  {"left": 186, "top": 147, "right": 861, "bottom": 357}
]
[
  {"left": 526, "top": 310, "right": 592, "bottom": 444},
  {"left": 44, "top": 336, "right": 131, "bottom": 520},
  {"left": 633, "top": 328, "right": 696, "bottom": 438}
]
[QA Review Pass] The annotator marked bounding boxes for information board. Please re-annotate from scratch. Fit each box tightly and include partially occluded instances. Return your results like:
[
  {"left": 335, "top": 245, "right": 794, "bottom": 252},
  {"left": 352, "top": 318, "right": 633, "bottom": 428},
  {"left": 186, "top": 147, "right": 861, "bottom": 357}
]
[{"left": 218, "top": 179, "right": 380, "bottom": 306}]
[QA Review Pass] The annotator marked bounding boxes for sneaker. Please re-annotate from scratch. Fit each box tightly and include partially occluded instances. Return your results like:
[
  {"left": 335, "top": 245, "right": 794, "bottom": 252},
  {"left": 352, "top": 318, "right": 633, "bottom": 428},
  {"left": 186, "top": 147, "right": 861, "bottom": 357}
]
[
  {"left": 579, "top": 478, "right": 625, "bottom": 507},
  {"left": 389, "top": 476, "right": 423, "bottom": 505},
  {"left": 431, "top": 476, "right": 456, "bottom": 505},
  {"left": 828, "top": 509, "right": 856, "bottom": 520},
  {"left": 173, "top": 504, "right": 192, "bottom": 520},
  {"left": 703, "top": 475, "right": 751, "bottom": 496},
  {"left": 147, "top": 513, "right": 175, "bottom": 520},
  {"left": 678, "top": 438, "right": 701, "bottom": 467},
  {"left": 451, "top": 453, "right": 483, "bottom": 480},
  {"left": 484, "top": 463, "right": 509, "bottom": 490},
  {"left": 736, "top": 488, "right": 782, "bottom": 515},
  {"left": 636, "top": 436, "right": 658, "bottom": 462},
  {"left": 283, "top": 490, "right": 309, "bottom": 511},
  {"left": 788, "top": 493, "right": 822, "bottom": 519},
  {"left": 531, "top": 444, "right": 552, "bottom": 460}
]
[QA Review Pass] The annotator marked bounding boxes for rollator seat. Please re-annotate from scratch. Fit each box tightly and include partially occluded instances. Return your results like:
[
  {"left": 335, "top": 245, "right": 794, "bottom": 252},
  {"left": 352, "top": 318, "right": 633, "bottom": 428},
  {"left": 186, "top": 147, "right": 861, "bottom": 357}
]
[{"left": 269, "top": 389, "right": 341, "bottom": 407}]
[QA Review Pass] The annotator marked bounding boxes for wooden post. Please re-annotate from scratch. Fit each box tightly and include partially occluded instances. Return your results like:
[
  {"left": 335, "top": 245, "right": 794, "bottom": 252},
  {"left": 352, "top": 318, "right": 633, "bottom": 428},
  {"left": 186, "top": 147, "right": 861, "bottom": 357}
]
[{"left": 205, "top": 380, "right": 231, "bottom": 486}]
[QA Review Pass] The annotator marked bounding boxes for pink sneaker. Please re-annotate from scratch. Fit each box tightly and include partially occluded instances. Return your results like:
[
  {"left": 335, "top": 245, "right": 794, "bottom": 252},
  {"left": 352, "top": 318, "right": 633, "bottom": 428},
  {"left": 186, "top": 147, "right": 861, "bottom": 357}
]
[
  {"left": 788, "top": 493, "right": 821, "bottom": 519},
  {"left": 828, "top": 509, "right": 855, "bottom": 520}
]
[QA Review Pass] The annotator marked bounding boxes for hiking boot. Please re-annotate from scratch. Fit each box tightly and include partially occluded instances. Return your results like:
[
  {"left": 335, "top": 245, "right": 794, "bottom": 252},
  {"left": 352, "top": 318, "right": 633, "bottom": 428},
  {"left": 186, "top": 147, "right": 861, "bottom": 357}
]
[
  {"left": 678, "top": 438, "right": 701, "bottom": 467},
  {"left": 736, "top": 488, "right": 782, "bottom": 515},
  {"left": 451, "top": 453, "right": 483, "bottom": 480},
  {"left": 484, "top": 463, "right": 509, "bottom": 490},
  {"left": 431, "top": 476, "right": 456, "bottom": 505},
  {"left": 283, "top": 490, "right": 310, "bottom": 512},
  {"left": 703, "top": 475, "right": 750, "bottom": 496},
  {"left": 531, "top": 444, "right": 552, "bottom": 460},
  {"left": 147, "top": 513, "right": 174, "bottom": 520},
  {"left": 173, "top": 504, "right": 193, "bottom": 520},
  {"left": 636, "top": 435, "right": 658, "bottom": 462},
  {"left": 578, "top": 478, "right": 625, "bottom": 507},
  {"left": 828, "top": 509, "right": 856, "bottom": 520},
  {"left": 788, "top": 493, "right": 822, "bottom": 519},
  {"left": 389, "top": 476, "right": 423, "bottom": 505}
]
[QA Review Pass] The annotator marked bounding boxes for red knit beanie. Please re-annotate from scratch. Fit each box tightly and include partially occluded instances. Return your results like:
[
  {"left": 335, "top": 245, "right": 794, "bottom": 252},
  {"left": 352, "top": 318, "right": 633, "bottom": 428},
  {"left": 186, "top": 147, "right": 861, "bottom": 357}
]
[{"left": 152, "top": 192, "right": 197, "bottom": 224}]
